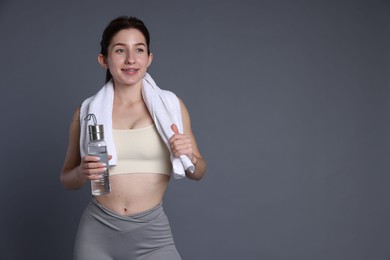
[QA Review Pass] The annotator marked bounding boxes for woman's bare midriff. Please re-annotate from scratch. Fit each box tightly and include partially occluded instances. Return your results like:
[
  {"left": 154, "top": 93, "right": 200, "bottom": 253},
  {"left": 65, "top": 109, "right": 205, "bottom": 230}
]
[{"left": 95, "top": 173, "right": 170, "bottom": 216}]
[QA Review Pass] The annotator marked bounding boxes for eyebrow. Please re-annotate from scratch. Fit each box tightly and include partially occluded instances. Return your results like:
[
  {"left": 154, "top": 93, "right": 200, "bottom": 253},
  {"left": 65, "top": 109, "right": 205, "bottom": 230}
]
[{"left": 112, "top": 42, "right": 146, "bottom": 48}]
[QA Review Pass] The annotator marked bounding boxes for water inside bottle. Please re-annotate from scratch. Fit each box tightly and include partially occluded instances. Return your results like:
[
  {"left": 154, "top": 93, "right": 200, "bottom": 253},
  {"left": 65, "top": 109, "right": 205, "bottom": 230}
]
[
  {"left": 91, "top": 175, "right": 110, "bottom": 195},
  {"left": 89, "top": 150, "right": 111, "bottom": 196}
]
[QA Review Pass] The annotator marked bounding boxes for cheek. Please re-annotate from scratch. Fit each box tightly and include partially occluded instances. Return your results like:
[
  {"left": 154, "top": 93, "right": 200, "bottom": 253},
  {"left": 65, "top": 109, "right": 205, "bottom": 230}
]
[
  {"left": 107, "top": 57, "right": 122, "bottom": 68},
  {"left": 138, "top": 59, "right": 150, "bottom": 68}
]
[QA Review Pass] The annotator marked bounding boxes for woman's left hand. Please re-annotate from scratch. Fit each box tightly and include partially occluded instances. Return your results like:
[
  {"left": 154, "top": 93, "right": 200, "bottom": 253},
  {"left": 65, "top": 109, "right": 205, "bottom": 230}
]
[{"left": 169, "top": 124, "right": 194, "bottom": 162}]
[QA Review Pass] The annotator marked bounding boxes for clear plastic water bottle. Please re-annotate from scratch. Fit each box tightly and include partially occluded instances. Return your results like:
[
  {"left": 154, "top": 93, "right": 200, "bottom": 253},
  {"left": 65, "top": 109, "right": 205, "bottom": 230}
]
[{"left": 85, "top": 114, "right": 111, "bottom": 196}]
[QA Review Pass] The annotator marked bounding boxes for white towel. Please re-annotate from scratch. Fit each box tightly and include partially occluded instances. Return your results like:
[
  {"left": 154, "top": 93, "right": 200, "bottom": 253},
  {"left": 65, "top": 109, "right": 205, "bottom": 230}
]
[{"left": 80, "top": 73, "right": 194, "bottom": 179}]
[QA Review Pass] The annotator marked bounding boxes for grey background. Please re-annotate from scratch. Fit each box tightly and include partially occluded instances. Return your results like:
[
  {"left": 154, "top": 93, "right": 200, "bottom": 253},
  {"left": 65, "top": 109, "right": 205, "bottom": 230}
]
[{"left": 0, "top": 0, "right": 389, "bottom": 259}]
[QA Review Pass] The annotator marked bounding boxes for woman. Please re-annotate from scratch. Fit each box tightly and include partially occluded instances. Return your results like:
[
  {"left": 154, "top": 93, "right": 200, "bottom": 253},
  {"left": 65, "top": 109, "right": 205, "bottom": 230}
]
[{"left": 60, "top": 16, "right": 206, "bottom": 260}]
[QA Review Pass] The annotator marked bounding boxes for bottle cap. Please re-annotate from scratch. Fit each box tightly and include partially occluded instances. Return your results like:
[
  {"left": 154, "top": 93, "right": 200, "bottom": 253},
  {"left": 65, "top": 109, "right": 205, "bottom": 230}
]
[{"left": 88, "top": 124, "right": 105, "bottom": 140}]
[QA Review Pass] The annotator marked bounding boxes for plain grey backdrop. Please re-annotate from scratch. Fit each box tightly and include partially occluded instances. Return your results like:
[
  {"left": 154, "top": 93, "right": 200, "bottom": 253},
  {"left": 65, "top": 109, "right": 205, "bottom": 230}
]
[{"left": 0, "top": 0, "right": 389, "bottom": 259}]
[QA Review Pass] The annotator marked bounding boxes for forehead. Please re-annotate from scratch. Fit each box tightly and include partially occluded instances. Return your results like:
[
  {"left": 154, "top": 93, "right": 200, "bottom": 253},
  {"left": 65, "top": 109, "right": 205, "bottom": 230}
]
[{"left": 110, "top": 28, "right": 147, "bottom": 46}]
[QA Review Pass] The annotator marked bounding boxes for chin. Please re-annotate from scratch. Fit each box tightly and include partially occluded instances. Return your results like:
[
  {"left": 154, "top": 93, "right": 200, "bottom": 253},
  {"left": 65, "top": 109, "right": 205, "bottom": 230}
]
[{"left": 115, "top": 77, "right": 142, "bottom": 87}]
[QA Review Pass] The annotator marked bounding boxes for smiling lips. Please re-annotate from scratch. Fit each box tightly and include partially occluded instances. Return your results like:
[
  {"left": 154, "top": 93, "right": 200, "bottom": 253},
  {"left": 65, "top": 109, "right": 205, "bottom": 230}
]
[{"left": 122, "top": 68, "right": 139, "bottom": 74}]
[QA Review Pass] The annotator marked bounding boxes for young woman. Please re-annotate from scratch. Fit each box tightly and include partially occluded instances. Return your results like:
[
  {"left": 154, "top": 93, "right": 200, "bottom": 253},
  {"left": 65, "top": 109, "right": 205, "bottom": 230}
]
[{"left": 60, "top": 16, "right": 206, "bottom": 260}]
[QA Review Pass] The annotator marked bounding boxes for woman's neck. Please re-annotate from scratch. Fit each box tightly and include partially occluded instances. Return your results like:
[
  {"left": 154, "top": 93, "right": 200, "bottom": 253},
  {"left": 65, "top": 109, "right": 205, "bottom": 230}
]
[{"left": 113, "top": 82, "right": 143, "bottom": 106}]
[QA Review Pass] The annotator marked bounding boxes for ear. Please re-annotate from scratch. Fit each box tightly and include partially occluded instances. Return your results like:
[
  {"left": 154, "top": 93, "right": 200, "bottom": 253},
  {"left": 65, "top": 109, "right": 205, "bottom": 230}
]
[
  {"left": 147, "top": 53, "right": 153, "bottom": 67},
  {"left": 98, "top": 54, "right": 109, "bottom": 69}
]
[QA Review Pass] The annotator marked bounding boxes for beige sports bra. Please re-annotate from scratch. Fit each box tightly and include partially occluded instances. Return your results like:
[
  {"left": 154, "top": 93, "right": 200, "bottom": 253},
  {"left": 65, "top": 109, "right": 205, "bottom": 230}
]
[{"left": 109, "top": 124, "right": 172, "bottom": 176}]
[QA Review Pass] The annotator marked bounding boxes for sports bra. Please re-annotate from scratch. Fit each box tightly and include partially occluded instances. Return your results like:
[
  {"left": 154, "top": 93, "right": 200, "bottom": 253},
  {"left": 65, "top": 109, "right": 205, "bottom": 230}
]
[{"left": 109, "top": 124, "right": 172, "bottom": 176}]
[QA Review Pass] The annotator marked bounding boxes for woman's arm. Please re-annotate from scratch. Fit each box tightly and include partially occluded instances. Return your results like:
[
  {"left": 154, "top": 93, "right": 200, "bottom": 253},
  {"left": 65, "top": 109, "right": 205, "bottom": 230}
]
[
  {"left": 169, "top": 99, "right": 206, "bottom": 181},
  {"left": 60, "top": 107, "right": 107, "bottom": 190}
]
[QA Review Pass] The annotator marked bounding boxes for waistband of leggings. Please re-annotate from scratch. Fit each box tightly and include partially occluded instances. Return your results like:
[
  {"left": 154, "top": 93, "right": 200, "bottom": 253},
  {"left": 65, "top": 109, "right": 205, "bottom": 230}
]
[{"left": 91, "top": 197, "right": 164, "bottom": 222}]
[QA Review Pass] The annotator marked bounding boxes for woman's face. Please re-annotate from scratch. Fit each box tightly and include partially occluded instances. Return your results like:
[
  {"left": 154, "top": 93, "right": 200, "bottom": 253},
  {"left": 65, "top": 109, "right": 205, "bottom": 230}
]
[{"left": 99, "top": 28, "right": 152, "bottom": 88}]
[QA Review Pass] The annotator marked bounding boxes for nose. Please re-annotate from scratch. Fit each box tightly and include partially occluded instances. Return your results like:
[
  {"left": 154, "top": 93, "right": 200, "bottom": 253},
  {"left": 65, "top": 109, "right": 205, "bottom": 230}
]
[{"left": 125, "top": 52, "right": 135, "bottom": 64}]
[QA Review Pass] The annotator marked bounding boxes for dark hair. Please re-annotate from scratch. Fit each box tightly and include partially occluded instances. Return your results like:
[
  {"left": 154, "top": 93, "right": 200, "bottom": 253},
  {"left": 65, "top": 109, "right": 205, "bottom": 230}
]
[{"left": 100, "top": 16, "right": 151, "bottom": 83}]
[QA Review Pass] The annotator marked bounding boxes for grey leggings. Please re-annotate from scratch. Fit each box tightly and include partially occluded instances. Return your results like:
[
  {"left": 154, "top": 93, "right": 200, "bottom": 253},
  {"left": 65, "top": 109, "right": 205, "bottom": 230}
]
[{"left": 73, "top": 198, "right": 181, "bottom": 260}]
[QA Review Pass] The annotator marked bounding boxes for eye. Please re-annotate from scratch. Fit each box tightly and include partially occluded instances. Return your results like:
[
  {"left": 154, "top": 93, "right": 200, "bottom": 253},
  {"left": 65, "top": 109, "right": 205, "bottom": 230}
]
[
  {"left": 115, "top": 48, "right": 126, "bottom": 54},
  {"left": 136, "top": 48, "right": 145, "bottom": 53}
]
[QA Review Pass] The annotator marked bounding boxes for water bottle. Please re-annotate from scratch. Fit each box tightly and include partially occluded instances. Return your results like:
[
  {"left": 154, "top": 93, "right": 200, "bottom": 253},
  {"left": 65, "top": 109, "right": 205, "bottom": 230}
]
[{"left": 85, "top": 114, "right": 111, "bottom": 195}]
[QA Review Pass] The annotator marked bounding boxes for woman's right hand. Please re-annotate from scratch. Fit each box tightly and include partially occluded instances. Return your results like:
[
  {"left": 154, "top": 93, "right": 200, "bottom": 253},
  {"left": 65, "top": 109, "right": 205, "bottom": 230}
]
[{"left": 79, "top": 155, "right": 111, "bottom": 181}]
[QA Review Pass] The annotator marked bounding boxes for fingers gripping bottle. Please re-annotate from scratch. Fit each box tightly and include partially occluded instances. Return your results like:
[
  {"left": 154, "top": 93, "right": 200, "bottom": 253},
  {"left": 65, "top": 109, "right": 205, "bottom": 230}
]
[{"left": 85, "top": 114, "right": 111, "bottom": 195}]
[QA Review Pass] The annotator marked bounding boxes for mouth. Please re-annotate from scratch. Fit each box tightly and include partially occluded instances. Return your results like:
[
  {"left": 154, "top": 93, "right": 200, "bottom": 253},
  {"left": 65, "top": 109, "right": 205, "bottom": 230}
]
[{"left": 121, "top": 68, "right": 139, "bottom": 74}]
